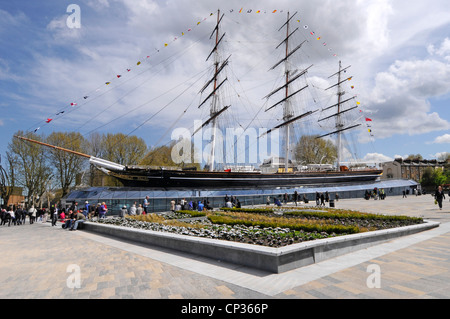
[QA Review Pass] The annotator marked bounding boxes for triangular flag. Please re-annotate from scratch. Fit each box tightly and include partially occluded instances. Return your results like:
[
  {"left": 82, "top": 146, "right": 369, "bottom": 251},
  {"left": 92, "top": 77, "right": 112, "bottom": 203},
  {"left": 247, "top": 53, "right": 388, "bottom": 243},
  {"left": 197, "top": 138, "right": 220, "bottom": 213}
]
[
  {"left": 46, "top": 119, "right": 52, "bottom": 123},
  {"left": 365, "top": 118, "right": 373, "bottom": 122},
  {"left": 117, "top": 75, "right": 121, "bottom": 78},
  {"left": 137, "top": 61, "right": 141, "bottom": 65},
  {"left": 71, "top": 102, "right": 77, "bottom": 106},
  {"left": 105, "top": 82, "right": 110, "bottom": 85}
]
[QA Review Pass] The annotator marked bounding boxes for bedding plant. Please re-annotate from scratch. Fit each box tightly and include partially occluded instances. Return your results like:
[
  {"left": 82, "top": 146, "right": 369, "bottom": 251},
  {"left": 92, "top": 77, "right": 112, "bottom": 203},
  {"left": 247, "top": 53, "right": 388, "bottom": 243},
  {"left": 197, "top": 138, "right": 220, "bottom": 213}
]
[{"left": 93, "top": 206, "right": 423, "bottom": 248}]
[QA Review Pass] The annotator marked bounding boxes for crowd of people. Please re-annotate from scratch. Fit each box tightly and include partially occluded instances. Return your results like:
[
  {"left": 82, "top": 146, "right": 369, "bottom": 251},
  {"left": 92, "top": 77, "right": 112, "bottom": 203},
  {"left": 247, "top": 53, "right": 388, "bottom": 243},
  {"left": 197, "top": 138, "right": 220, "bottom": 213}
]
[
  {"left": 2, "top": 186, "right": 448, "bottom": 228},
  {"left": 0, "top": 204, "right": 43, "bottom": 227}
]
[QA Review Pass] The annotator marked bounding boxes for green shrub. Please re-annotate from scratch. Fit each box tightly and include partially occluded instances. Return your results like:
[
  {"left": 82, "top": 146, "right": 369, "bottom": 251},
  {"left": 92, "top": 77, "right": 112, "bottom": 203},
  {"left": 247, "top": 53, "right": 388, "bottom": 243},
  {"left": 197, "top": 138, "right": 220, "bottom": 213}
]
[{"left": 207, "top": 215, "right": 359, "bottom": 235}]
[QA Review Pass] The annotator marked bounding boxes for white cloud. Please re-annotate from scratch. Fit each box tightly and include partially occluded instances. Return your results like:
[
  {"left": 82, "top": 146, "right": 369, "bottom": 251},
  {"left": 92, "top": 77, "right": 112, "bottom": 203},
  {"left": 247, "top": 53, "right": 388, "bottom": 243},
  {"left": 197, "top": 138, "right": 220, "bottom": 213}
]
[
  {"left": 432, "top": 134, "right": 450, "bottom": 144},
  {"left": 364, "top": 38, "right": 450, "bottom": 140},
  {"left": 361, "top": 152, "right": 393, "bottom": 163}
]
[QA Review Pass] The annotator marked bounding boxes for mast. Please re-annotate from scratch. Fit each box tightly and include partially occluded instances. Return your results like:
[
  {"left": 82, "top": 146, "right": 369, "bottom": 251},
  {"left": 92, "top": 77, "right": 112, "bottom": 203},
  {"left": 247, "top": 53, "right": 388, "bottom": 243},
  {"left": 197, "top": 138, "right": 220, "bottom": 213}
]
[
  {"left": 265, "top": 12, "right": 317, "bottom": 173},
  {"left": 336, "top": 61, "right": 344, "bottom": 171},
  {"left": 283, "top": 12, "right": 291, "bottom": 173},
  {"left": 320, "top": 61, "right": 361, "bottom": 171},
  {"left": 198, "top": 9, "right": 229, "bottom": 172}
]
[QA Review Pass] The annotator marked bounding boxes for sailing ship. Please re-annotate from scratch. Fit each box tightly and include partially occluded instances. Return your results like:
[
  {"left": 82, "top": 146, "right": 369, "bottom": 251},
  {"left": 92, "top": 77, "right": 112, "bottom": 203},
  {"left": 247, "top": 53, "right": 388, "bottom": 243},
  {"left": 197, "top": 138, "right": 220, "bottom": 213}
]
[{"left": 16, "top": 10, "right": 382, "bottom": 190}]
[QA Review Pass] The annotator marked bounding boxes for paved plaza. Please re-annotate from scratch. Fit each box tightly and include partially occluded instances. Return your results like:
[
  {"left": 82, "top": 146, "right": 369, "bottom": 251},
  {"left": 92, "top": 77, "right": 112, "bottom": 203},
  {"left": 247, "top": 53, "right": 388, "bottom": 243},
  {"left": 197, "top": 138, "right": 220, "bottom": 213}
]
[{"left": 1, "top": 194, "right": 450, "bottom": 300}]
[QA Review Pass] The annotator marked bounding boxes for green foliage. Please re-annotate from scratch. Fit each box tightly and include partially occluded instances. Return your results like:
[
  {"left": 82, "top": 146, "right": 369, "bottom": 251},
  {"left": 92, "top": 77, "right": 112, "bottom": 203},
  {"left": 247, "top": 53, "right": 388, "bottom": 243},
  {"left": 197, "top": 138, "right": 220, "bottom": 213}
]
[
  {"left": 207, "top": 214, "right": 360, "bottom": 234},
  {"left": 294, "top": 135, "right": 337, "bottom": 165},
  {"left": 177, "top": 210, "right": 207, "bottom": 217},
  {"left": 221, "top": 207, "right": 275, "bottom": 214}
]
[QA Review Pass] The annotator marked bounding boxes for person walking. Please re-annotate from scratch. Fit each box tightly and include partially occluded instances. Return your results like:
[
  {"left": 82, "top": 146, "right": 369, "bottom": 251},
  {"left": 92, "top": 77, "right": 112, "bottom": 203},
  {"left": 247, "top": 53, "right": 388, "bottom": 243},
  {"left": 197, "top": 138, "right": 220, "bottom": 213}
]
[
  {"left": 28, "top": 205, "right": 37, "bottom": 224},
  {"left": 435, "top": 186, "right": 446, "bottom": 211},
  {"left": 51, "top": 204, "right": 59, "bottom": 226},
  {"left": 143, "top": 196, "right": 150, "bottom": 214},
  {"left": 99, "top": 202, "right": 107, "bottom": 219}
]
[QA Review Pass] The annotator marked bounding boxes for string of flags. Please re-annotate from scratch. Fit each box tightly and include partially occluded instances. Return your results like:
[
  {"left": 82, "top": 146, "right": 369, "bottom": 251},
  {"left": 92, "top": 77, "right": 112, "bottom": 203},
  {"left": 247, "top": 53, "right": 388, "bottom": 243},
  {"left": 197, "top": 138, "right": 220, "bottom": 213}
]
[
  {"left": 31, "top": 9, "right": 360, "bottom": 135},
  {"left": 31, "top": 12, "right": 217, "bottom": 134},
  {"left": 226, "top": 8, "right": 339, "bottom": 57}
]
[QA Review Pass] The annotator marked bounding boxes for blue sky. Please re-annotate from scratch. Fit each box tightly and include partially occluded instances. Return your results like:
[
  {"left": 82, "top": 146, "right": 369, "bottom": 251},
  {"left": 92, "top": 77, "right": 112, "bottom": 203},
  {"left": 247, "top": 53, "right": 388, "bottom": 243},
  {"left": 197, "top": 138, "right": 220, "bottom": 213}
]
[{"left": 1, "top": 0, "right": 449, "bottom": 167}]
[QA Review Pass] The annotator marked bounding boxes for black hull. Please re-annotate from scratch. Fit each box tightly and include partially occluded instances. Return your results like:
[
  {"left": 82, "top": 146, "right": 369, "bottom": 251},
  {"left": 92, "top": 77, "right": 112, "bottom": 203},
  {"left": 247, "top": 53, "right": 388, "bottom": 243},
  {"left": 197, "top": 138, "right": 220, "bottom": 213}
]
[{"left": 107, "top": 168, "right": 383, "bottom": 190}]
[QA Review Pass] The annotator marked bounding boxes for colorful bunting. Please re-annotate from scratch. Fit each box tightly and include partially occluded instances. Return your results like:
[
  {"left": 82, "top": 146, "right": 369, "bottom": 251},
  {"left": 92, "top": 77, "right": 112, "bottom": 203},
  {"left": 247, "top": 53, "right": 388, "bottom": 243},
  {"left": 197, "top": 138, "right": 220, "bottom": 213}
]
[
  {"left": 32, "top": 10, "right": 347, "bottom": 134},
  {"left": 31, "top": 11, "right": 217, "bottom": 134}
]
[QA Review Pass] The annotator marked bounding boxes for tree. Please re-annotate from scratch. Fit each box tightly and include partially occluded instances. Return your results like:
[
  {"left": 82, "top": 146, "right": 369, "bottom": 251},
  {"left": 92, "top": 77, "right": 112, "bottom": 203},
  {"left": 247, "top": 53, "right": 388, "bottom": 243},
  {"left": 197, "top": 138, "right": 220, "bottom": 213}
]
[
  {"left": 433, "top": 168, "right": 447, "bottom": 187},
  {"left": 0, "top": 154, "right": 14, "bottom": 208},
  {"left": 102, "top": 133, "right": 148, "bottom": 165},
  {"left": 406, "top": 154, "right": 423, "bottom": 161},
  {"left": 140, "top": 143, "right": 178, "bottom": 167},
  {"left": 294, "top": 135, "right": 337, "bottom": 165},
  {"left": 46, "top": 132, "right": 88, "bottom": 198},
  {"left": 8, "top": 132, "right": 52, "bottom": 207}
]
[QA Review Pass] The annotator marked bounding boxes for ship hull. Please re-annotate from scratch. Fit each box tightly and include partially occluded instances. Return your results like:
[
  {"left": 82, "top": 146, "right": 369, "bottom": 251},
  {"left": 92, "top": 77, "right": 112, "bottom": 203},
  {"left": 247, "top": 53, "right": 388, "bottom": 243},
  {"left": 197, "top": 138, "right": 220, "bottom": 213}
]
[{"left": 106, "top": 168, "right": 383, "bottom": 190}]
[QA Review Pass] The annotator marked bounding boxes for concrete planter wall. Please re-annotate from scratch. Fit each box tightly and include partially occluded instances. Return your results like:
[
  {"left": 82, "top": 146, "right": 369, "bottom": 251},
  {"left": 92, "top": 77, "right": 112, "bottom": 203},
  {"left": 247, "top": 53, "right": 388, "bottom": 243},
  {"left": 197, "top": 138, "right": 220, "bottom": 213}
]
[{"left": 83, "top": 220, "right": 439, "bottom": 273}]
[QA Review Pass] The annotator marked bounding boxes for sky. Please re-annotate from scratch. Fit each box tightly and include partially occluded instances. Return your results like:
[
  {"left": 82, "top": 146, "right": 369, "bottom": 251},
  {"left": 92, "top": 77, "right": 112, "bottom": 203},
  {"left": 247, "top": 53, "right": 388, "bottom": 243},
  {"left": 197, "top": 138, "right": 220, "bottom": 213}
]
[{"left": 1, "top": 0, "right": 449, "bottom": 168}]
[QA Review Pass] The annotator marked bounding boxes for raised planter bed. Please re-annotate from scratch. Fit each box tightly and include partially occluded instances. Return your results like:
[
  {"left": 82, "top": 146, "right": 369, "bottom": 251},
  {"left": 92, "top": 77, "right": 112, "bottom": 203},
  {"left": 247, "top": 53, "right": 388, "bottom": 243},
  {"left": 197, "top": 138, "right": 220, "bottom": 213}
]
[{"left": 82, "top": 219, "right": 439, "bottom": 273}]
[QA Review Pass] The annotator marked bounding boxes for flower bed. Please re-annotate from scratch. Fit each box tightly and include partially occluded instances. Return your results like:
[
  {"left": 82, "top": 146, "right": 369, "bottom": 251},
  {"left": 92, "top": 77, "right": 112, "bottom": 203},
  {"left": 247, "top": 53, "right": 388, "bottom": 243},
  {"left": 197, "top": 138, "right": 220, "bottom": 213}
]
[{"left": 91, "top": 206, "right": 423, "bottom": 248}]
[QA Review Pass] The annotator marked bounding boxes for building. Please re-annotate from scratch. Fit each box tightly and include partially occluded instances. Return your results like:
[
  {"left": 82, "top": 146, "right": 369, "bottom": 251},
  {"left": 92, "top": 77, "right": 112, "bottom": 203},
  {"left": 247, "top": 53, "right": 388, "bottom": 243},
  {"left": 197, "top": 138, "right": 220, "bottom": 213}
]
[
  {"left": 382, "top": 158, "right": 445, "bottom": 182},
  {"left": 2, "top": 186, "right": 24, "bottom": 208}
]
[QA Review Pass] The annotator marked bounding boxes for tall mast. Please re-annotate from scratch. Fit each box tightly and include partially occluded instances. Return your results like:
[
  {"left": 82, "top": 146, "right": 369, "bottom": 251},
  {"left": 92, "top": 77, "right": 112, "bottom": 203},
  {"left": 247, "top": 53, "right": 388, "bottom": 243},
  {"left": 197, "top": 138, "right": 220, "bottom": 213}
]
[
  {"left": 209, "top": 9, "right": 221, "bottom": 172},
  {"left": 319, "top": 61, "right": 361, "bottom": 170},
  {"left": 264, "top": 12, "right": 317, "bottom": 173},
  {"left": 283, "top": 12, "right": 292, "bottom": 173},
  {"left": 336, "top": 61, "right": 344, "bottom": 171},
  {"left": 197, "top": 9, "right": 230, "bottom": 172}
]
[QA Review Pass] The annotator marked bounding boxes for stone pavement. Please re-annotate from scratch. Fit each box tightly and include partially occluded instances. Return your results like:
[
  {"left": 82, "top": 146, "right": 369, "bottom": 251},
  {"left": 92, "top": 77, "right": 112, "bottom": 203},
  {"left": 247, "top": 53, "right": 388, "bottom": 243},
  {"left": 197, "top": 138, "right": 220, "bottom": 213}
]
[{"left": 1, "top": 194, "right": 450, "bottom": 300}]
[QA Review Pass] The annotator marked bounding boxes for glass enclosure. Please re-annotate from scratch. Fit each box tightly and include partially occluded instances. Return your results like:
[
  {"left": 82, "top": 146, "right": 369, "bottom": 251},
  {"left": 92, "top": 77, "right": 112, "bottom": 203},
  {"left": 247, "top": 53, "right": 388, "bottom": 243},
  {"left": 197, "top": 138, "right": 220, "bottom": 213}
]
[{"left": 63, "top": 179, "right": 418, "bottom": 215}]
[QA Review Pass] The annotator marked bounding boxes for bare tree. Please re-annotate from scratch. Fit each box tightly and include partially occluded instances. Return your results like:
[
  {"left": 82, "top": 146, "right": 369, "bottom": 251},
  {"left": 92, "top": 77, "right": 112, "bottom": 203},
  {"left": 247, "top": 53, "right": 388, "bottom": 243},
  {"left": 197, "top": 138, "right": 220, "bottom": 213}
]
[
  {"left": 46, "top": 132, "right": 88, "bottom": 198},
  {"left": 8, "top": 132, "right": 53, "bottom": 208}
]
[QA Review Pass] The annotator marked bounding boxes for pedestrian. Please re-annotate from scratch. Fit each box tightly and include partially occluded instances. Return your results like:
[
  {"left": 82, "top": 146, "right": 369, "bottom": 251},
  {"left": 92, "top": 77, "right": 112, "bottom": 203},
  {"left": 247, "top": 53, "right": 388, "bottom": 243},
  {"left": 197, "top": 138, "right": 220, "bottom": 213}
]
[
  {"left": 143, "top": 196, "right": 150, "bottom": 214},
  {"left": 435, "top": 186, "right": 446, "bottom": 211},
  {"left": 136, "top": 204, "right": 143, "bottom": 215},
  {"left": 70, "top": 211, "right": 86, "bottom": 231},
  {"left": 28, "top": 205, "right": 37, "bottom": 224},
  {"left": 170, "top": 199, "right": 176, "bottom": 212},
  {"left": 119, "top": 205, "right": 128, "bottom": 218},
  {"left": 293, "top": 191, "right": 298, "bottom": 206},
  {"left": 15, "top": 205, "right": 23, "bottom": 225},
  {"left": 320, "top": 193, "right": 325, "bottom": 207},
  {"left": 84, "top": 201, "right": 90, "bottom": 213},
  {"left": 198, "top": 200, "right": 204, "bottom": 212},
  {"left": 51, "top": 204, "right": 59, "bottom": 226},
  {"left": 129, "top": 204, "right": 136, "bottom": 216},
  {"left": 7, "top": 206, "right": 16, "bottom": 226},
  {"left": 99, "top": 202, "right": 107, "bottom": 219}
]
